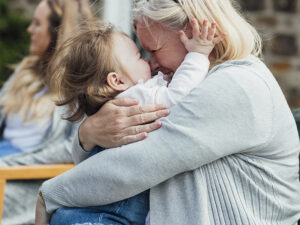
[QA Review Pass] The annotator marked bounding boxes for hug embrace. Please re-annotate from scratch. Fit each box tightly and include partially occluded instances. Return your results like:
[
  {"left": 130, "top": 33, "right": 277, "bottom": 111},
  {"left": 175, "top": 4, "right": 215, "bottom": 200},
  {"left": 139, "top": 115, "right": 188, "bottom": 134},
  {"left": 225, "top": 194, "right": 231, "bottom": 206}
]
[{"left": 35, "top": 0, "right": 300, "bottom": 224}]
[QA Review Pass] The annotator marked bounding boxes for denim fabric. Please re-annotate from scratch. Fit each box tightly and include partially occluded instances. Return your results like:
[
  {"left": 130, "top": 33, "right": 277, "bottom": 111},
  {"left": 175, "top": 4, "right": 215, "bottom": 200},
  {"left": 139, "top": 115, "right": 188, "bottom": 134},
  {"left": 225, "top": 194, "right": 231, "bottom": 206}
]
[
  {"left": 50, "top": 146, "right": 149, "bottom": 225},
  {"left": 0, "top": 141, "right": 22, "bottom": 157}
]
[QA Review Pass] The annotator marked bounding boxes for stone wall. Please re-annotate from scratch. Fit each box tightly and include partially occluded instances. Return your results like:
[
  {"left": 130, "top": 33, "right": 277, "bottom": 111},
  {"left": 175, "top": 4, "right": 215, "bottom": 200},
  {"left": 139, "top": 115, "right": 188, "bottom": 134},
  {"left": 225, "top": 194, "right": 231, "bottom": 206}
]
[
  {"left": 9, "top": 0, "right": 104, "bottom": 18},
  {"left": 238, "top": 0, "right": 300, "bottom": 109}
]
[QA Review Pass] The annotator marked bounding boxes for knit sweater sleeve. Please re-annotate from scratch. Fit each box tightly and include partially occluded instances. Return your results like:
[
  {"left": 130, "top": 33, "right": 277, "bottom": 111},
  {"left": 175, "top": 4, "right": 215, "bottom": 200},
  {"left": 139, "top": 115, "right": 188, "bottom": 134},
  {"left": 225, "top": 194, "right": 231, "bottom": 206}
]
[{"left": 41, "top": 64, "right": 273, "bottom": 213}]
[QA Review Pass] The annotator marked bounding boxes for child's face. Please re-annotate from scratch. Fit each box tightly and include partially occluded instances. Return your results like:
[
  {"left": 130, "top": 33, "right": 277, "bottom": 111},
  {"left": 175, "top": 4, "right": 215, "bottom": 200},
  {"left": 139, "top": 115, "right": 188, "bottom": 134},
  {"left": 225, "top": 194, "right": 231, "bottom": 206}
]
[{"left": 113, "top": 33, "right": 152, "bottom": 86}]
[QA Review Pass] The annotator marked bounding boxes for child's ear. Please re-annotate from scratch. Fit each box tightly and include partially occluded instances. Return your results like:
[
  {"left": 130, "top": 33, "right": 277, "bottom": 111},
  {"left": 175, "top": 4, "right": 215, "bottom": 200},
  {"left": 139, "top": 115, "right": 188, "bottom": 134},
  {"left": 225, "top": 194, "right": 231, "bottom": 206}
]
[{"left": 107, "top": 72, "right": 130, "bottom": 91}]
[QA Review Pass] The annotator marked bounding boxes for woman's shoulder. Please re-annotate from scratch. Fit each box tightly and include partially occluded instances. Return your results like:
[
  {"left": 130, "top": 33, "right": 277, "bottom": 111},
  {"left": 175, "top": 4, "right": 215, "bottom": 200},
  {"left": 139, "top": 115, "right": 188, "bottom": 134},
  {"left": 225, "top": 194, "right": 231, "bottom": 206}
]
[
  {"left": 207, "top": 55, "right": 278, "bottom": 94},
  {"left": 209, "top": 55, "right": 267, "bottom": 76}
]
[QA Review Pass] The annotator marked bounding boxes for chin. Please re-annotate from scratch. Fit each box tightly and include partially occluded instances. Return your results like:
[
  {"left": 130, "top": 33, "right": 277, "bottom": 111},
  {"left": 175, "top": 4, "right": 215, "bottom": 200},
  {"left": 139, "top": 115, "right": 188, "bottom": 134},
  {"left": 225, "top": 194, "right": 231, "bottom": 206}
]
[{"left": 30, "top": 48, "right": 44, "bottom": 57}]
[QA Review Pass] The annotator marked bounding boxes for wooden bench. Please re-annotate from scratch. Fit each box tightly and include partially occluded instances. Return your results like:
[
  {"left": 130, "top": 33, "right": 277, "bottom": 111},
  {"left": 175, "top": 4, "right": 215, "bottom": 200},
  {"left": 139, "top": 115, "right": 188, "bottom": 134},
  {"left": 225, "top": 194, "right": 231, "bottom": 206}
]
[{"left": 0, "top": 164, "right": 74, "bottom": 222}]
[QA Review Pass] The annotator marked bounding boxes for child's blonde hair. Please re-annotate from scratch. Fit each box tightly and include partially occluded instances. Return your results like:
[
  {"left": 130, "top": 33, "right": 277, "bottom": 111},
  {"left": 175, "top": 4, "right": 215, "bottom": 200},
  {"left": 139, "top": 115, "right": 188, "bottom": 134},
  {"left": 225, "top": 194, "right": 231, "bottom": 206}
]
[
  {"left": 51, "top": 22, "right": 127, "bottom": 122},
  {"left": 133, "top": 0, "right": 262, "bottom": 66}
]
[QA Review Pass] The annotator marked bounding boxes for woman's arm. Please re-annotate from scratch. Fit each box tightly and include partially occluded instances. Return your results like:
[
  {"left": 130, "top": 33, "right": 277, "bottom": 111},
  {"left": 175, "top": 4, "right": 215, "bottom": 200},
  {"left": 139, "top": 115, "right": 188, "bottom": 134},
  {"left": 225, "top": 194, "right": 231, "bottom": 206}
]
[
  {"left": 41, "top": 65, "right": 273, "bottom": 213},
  {"left": 73, "top": 97, "right": 169, "bottom": 163}
]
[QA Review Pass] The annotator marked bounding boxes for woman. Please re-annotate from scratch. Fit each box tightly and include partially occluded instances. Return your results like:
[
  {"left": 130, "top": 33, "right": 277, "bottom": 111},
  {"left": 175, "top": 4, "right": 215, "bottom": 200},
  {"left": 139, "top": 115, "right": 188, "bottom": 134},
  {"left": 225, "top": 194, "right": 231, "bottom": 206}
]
[
  {"left": 0, "top": 0, "right": 96, "bottom": 224},
  {"left": 37, "top": 0, "right": 300, "bottom": 224}
]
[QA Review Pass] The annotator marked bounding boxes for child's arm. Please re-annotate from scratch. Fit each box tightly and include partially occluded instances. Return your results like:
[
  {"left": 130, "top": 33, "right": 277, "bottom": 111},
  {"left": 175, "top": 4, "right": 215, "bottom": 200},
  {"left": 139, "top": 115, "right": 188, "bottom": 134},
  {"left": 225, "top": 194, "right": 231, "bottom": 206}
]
[
  {"left": 119, "top": 20, "right": 225, "bottom": 107},
  {"left": 160, "top": 19, "right": 225, "bottom": 106}
]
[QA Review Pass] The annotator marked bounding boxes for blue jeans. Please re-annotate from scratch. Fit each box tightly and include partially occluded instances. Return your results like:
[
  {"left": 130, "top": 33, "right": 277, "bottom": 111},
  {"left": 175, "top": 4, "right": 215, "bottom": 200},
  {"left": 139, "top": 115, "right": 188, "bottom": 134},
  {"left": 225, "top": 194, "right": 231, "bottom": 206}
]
[
  {"left": 0, "top": 141, "right": 22, "bottom": 157},
  {"left": 50, "top": 146, "right": 149, "bottom": 225}
]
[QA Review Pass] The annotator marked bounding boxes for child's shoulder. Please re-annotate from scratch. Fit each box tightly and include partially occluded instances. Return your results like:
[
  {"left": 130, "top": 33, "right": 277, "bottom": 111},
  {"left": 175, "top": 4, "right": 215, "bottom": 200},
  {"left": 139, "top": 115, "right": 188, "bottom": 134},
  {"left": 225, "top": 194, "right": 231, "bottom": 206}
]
[{"left": 144, "top": 72, "right": 169, "bottom": 88}]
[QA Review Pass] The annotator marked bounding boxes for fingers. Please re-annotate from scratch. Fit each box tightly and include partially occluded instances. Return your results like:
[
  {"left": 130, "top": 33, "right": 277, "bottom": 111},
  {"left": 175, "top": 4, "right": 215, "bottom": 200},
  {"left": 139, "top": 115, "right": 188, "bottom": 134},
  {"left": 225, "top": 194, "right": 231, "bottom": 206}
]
[
  {"left": 125, "top": 104, "right": 168, "bottom": 117},
  {"left": 126, "top": 109, "right": 169, "bottom": 127},
  {"left": 200, "top": 20, "right": 209, "bottom": 39},
  {"left": 190, "top": 19, "right": 219, "bottom": 41},
  {"left": 114, "top": 121, "right": 163, "bottom": 146},
  {"left": 213, "top": 33, "right": 226, "bottom": 45},
  {"left": 182, "top": 19, "right": 224, "bottom": 43},
  {"left": 179, "top": 30, "right": 189, "bottom": 46},
  {"left": 119, "top": 132, "right": 148, "bottom": 146},
  {"left": 191, "top": 18, "right": 200, "bottom": 38},
  {"left": 125, "top": 121, "right": 162, "bottom": 136},
  {"left": 207, "top": 22, "right": 216, "bottom": 41},
  {"left": 112, "top": 97, "right": 139, "bottom": 107},
  {"left": 119, "top": 121, "right": 162, "bottom": 145}
]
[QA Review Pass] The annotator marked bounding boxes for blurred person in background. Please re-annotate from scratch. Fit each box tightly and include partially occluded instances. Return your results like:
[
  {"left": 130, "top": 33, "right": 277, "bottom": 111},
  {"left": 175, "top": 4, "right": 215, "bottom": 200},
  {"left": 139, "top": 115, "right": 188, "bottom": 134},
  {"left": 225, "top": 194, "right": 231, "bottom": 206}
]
[{"left": 0, "top": 0, "right": 95, "bottom": 224}]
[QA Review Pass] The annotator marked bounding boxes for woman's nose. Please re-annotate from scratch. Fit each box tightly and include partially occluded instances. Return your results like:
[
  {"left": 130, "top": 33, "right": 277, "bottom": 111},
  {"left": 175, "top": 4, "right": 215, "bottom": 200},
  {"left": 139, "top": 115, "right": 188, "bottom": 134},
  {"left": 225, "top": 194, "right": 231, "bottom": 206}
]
[
  {"left": 27, "top": 24, "right": 33, "bottom": 34},
  {"left": 149, "top": 57, "right": 160, "bottom": 73}
]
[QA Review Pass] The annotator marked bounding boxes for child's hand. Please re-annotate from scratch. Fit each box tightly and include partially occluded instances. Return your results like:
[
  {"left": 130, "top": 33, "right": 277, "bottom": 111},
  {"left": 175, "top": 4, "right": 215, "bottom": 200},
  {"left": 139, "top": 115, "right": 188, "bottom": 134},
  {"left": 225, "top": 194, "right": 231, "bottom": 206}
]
[{"left": 179, "top": 19, "right": 226, "bottom": 56}]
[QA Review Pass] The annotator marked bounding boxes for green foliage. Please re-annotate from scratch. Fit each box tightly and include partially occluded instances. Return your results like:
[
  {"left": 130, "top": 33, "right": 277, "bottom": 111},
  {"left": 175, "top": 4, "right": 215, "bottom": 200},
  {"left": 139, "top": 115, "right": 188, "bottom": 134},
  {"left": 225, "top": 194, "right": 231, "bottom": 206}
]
[{"left": 0, "top": 0, "right": 30, "bottom": 86}]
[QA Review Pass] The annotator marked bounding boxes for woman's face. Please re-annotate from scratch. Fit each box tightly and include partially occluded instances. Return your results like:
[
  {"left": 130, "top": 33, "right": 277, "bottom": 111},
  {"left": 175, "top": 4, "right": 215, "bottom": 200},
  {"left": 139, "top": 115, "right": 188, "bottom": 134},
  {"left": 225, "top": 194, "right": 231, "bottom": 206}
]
[
  {"left": 136, "top": 19, "right": 188, "bottom": 76},
  {"left": 27, "top": 0, "right": 52, "bottom": 56}
]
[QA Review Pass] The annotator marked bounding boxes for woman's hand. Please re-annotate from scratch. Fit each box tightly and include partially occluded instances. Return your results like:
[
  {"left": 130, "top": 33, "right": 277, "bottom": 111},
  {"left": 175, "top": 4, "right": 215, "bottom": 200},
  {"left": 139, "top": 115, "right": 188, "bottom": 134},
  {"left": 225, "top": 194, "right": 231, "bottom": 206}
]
[
  {"left": 35, "top": 193, "right": 50, "bottom": 225},
  {"left": 79, "top": 98, "right": 169, "bottom": 151}
]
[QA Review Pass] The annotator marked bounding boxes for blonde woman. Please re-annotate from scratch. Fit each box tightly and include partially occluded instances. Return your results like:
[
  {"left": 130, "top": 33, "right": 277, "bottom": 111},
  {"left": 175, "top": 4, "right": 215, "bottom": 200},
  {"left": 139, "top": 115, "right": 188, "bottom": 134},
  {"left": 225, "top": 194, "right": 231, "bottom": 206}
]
[
  {"left": 0, "top": 0, "right": 94, "bottom": 156},
  {"left": 37, "top": 0, "right": 300, "bottom": 224},
  {"left": 0, "top": 0, "right": 96, "bottom": 224}
]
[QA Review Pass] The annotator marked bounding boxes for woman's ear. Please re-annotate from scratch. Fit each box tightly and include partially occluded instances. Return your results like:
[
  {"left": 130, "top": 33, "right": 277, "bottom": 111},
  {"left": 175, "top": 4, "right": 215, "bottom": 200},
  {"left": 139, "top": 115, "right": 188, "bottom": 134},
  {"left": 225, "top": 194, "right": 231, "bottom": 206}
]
[
  {"left": 184, "top": 22, "right": 193, "bottom": 39},
  {"left": 106, "top": 72, "right": 130, "bottom": 91}
]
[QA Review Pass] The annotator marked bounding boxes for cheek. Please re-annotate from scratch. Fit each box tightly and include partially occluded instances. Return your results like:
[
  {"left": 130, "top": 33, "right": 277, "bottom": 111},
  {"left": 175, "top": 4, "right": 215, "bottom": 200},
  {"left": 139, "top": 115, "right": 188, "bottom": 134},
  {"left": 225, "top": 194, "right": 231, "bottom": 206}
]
[
  {"left": 31, "top": 29, "right": 51, "bottom": 55},
  {"left": 141, "top": 63, "right": 151, "bottom": 80},
  {"left": 39, "top": 30, "right": 51, "bottom": 49},
  {"left": 42, "top": 30, "right": 51, "bottom": 45},
  {"left": 156, "top": 53, "right": 183, "bottom": 72}
]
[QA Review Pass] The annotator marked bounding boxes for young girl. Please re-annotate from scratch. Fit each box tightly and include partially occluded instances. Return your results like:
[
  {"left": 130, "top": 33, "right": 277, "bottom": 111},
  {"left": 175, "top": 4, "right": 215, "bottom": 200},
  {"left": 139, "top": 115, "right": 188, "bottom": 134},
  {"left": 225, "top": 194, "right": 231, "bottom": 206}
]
[{"left": 48, "top": 20, "right": 224, "bottom": 225}]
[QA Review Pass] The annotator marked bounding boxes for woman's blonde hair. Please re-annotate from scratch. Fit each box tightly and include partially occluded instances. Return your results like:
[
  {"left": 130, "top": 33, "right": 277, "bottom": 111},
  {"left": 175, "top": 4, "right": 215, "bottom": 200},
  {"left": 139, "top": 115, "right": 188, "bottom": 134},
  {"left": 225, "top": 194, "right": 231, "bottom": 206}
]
[
  {"left": 133, "top": 0, "right": 262, "bottom": 66},
  {"left": 51, "top": 22, "right": 126, "bottom": 122},
  {"left": 0, "top": 0, "right": 95, "bottom": 123}
]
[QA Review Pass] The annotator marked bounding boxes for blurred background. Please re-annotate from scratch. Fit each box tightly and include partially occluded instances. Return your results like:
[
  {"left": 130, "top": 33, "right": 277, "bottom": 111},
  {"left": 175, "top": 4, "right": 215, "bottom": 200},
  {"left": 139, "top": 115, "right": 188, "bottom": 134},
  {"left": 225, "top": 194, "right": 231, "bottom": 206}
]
[{"left": 0, "top": 0, "right": 299, "bottom": 108}]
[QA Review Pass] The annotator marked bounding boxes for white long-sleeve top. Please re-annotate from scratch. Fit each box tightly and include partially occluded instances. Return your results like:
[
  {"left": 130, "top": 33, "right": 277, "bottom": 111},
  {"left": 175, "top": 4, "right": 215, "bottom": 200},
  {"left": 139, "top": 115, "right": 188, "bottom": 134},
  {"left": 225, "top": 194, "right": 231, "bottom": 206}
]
[
  {"left": 3, "top": 88, "right": 52, "bottom": 152},
  {"left": 117, "top": 52, "right": 210, "bottom": 107}
]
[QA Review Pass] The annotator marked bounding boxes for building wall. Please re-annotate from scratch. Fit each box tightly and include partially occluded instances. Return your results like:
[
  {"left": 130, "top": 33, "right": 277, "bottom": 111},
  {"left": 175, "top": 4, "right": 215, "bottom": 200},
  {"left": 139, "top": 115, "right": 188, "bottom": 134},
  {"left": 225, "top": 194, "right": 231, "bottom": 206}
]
[
  {"left": 103, "top": 0, "right": 132, "bottom": 36},
  {"left": 238, "top": 0, "right": 300, "bottom": 109}
]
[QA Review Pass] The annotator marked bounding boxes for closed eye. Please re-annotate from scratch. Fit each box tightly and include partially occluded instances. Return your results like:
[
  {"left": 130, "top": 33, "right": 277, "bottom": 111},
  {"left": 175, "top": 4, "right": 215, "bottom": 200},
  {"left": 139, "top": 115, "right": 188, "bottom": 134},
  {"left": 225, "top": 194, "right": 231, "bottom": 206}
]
[{"left": 151, "top": 48, "right": 161, "bottom": 53}]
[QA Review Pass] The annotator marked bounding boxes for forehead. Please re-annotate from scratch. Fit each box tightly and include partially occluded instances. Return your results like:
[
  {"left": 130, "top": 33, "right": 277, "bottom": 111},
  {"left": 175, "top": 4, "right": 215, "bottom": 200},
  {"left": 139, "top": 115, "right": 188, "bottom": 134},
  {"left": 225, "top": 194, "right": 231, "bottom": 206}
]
[
  {"left": 113, "top": 33, "right": 138, "bottom": 52},
  {"left": 136, "top": 19, "right": 166, "bottom": 51},
  {"left": 35, "top": 0, "right": 51, "bottom": 19}
]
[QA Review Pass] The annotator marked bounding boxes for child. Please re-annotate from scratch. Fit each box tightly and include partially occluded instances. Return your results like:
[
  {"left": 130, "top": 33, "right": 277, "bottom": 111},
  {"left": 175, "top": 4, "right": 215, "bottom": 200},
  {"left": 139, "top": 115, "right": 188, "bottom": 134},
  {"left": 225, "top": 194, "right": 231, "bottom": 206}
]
[{"left": 49, "top": 20, "right": 225, "bottom": 225}]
